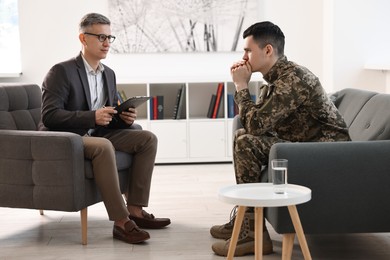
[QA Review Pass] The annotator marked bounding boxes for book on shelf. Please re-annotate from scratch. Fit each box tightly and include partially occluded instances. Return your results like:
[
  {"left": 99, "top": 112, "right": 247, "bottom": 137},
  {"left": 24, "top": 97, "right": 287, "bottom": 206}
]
[
  {"left": 153, "top": 96, "right": 158, "bottom": 120},
  {"left": 151, "top": 95, "right": 164, "bottom": 120},
  {"left": 149, "top": 98, "right": 154, "bottom": 119},
  {"left": 207, "top": 94, "right": 217, "bottom": 118},
  {"left": 157, "top": 95, "right": 164, "bottom": 119},
  {"left": 211, "top": 83, "right": 224, "bottom": 118},
  {"left": 172, "top": 84, "right": 185, "bottom": 119},
  {"left": 227, "top": 94, "right": 236, "bottom": 118}
]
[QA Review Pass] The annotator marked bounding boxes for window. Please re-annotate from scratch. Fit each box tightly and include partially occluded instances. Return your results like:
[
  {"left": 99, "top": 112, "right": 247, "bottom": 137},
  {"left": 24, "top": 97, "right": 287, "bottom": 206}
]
[{"left": 0, "top": 0, "right": 21, "bottom": 77}]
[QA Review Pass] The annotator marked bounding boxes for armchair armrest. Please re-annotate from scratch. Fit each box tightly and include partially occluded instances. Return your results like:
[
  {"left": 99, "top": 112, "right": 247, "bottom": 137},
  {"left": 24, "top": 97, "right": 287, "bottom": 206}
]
[
  {"left": 130, "top": 123, "right": 142, "bottom": 130},
  {"left": 267, "top": 140, "right": 390, "bottom": 234},
  {"left": 0, "top": 130, "right": 87, "bottom": 211},
  {"left": 232, "top": 115, "right": 243, "bottom": 132}
]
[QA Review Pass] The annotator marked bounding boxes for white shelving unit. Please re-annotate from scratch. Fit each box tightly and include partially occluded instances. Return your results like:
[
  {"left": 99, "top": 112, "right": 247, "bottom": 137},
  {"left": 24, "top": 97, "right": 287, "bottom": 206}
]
[{"left": 117, "top": 81, "right": 262, "bottom": 163}]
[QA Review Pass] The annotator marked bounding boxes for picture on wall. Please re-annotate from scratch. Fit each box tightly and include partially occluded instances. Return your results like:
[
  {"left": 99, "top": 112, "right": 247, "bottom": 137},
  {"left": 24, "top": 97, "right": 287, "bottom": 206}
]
[{"left": 108, "top": 0, "right": 259, "bottom": 53}]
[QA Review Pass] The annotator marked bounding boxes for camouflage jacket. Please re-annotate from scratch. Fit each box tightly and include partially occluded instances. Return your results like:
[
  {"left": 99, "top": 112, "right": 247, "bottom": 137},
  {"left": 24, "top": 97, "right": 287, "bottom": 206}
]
[{"left": 234, "top": 56, "right": 350, "bottom": 142}]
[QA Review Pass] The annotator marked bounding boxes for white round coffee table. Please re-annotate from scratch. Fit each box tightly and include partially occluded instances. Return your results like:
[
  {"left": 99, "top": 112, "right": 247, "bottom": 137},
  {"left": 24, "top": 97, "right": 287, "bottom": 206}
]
[{"left": 219, "top": 183, "right": 312, "bottom": 260}]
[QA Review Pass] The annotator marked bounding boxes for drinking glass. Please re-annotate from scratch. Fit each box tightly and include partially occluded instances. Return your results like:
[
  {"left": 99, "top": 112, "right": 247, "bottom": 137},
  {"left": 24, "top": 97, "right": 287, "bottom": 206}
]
[{"left": 271, "top": 159, "right": 288, "bottom": 194}]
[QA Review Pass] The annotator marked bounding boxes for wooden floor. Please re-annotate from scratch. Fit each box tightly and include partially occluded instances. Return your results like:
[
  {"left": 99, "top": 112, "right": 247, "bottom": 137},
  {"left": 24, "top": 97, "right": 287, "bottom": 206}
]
[{"left": 1, "top": 163, "right": 389, "bottom": 259}]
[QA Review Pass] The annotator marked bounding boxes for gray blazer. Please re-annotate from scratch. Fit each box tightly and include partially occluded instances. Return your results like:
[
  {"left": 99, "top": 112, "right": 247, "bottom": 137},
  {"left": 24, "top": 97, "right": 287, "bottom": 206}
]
[{"left": 40, "top": 52, "right": 127, "bottom": 135}]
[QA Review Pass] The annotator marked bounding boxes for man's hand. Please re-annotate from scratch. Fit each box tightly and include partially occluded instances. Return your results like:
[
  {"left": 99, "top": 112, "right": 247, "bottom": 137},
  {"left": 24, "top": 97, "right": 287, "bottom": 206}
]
[
  {"left": 95, "top": 106, "right": 117, "bottom": 126},
  {"left": 231, "top": 60, "right": 252, "bottom": 91},
  {"left": 119, "top": 107, "right": 137, "bottom": 125}
]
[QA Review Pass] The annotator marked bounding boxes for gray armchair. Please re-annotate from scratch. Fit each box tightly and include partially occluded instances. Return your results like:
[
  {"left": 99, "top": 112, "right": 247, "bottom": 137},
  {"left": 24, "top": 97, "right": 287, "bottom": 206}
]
[
  {"left": 232, "top": 88, "right": 390, "bottom": 235},
  {"left": 0, "top": 83, "right": 136, "bottom": 244}
]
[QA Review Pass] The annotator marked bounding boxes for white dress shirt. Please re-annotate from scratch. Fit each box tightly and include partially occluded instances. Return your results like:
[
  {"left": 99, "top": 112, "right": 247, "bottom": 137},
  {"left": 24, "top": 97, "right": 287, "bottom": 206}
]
[{"left": 81, "top": 54, "right": 107, "bottom": 110}]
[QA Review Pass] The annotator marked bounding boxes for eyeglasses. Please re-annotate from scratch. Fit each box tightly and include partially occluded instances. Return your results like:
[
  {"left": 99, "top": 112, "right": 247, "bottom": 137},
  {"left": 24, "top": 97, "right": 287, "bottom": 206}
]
[{"left": 84, "top": 32, "right": 116, "bottom": 43}]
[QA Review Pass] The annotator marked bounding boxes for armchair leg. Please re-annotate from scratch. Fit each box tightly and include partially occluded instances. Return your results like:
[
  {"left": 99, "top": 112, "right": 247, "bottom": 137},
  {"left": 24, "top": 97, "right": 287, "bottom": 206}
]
[
  {"left": 80, "top": 208, "right": 88, "bottom": 245},
  {"left": 38, "top": 208, "right": 88, "bottom": 245}
]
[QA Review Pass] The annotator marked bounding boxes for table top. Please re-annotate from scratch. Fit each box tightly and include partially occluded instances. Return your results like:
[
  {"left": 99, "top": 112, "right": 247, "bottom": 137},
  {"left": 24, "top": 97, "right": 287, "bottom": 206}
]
[{"left": 218, "top": 183, "right": 311, "bottom": 207}]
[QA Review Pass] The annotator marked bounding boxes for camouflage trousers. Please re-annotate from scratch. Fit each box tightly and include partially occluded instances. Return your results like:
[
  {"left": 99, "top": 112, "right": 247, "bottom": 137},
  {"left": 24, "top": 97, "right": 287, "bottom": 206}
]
[{"left": 233, "top": 128, "right": 287, "bottom": 184}]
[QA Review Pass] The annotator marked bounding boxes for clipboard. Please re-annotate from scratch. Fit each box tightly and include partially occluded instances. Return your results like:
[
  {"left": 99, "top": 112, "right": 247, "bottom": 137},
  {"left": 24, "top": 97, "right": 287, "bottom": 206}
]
[{"left": 115, "top": 96, "right": 150, "bottom": 113}]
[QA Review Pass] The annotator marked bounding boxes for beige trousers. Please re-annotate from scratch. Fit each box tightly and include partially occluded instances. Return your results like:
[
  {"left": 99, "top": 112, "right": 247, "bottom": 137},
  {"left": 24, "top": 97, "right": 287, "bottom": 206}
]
[{"left": 83, "top": 129, "right": 157, "bottom": 221}]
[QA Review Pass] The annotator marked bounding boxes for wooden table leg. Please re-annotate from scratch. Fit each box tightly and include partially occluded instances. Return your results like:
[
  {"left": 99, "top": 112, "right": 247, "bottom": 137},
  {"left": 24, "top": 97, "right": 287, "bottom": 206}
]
[
  {"left": 287, "top": 205, "right": 312, "bottom": 260},
  {"left": 282, "top": 233, "right": 295, "bottom": 260},
  {"left": 254, "top": 207, "right": 264, "bottom": 260},
  {"left": 227, "top": 206, "right": 246, "bottom": 260}
]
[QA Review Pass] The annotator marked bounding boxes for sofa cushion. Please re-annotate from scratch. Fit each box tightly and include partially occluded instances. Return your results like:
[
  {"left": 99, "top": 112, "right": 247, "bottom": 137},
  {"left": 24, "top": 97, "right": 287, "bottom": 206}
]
[
  {"left": 348, "top": 93, "right": 390, "bottom": 140},
  {"left": 330, "top": 88, "right": 377, "bottom": 127},
  {"left": 0, "top": 84, "right": 41, "bottom": 130},
  {"left": 331, "top": 88, "right": 390, "bottom": 141}
]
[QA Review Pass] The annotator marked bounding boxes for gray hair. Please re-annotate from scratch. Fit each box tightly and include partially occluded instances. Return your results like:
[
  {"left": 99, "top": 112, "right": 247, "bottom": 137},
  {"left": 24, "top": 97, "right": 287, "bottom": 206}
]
[{"left": 79, "top": 13, "right": 111, "bottom": 32}]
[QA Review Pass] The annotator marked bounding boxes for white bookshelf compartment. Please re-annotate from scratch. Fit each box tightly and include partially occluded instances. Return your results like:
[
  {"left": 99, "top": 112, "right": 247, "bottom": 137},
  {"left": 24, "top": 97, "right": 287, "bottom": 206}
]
[
  {"left": 149, "top": 120, "right": 188, "bottom": 163},
  {"left": 189, "top": 120, "right": 226, "bottom": 160},
  {"left": 149, "top": 83, "right": 186, "bottom": 120},
  {"left": 188, "top": 82, "right": 225, "bottom": 119}
]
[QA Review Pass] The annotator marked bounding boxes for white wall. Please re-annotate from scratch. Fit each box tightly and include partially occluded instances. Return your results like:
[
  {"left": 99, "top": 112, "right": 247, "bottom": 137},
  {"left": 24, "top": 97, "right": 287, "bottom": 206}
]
[
  {"left": 2, "top": 0, "right": 390, "bottom": 94},
  {"left": 262, "top": 0, "right": 324, "bottom": 82},
  {"left": 14, "top": 0, "right": 107, "bottom": 85},
  {"left": 333, "top": 0, "right": 390, "bottom": 93}
]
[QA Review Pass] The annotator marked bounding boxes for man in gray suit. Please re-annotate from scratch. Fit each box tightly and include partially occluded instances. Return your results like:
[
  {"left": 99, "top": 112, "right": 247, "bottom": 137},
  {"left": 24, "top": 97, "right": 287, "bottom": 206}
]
[{"left": 40, "top": 13, "right": 170, "bottom": 244}]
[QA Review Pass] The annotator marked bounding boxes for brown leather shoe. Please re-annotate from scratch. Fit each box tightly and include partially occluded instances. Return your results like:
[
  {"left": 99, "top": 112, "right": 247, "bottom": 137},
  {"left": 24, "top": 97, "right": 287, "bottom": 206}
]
[
  {"left": 129, "top": 210, "right": 171, "bottom": 229},
  {"left": 113, "top": 220, "right": 150, "bottom": 244}
]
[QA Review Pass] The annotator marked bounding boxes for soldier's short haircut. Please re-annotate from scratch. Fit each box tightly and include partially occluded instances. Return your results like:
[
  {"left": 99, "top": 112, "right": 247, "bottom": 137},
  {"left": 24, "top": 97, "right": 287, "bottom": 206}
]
[
  {"left": 243, "top": 21, "right": 285, "bottom": 56},
  {"left": 79, "top": 13, "right": 111, "bottom": 32}
]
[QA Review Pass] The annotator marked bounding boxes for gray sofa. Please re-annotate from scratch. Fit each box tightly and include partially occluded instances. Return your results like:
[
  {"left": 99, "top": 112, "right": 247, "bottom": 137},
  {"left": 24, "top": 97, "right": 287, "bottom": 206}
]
[
  {"left": 233, "top": 88, "right": 390, "bottom": 234},
  {"left": 0, "top": 83, "right": 137, "bottom": 244}
]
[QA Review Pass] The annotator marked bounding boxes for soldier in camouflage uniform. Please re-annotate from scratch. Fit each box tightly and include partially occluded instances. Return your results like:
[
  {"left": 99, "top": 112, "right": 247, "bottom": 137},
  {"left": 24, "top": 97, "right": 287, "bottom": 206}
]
[{"left": 211, "top": 21, "right": 350, "bottom": 257}]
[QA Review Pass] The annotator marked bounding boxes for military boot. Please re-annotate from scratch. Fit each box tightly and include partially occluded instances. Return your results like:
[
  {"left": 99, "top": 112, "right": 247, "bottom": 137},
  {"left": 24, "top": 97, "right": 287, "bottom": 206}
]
[
  {"left": 210, "top": 206, "right": 238, "bottom": 239},
  {"left": 211, "top": 212, "right": 273, "bottom": 257}
]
